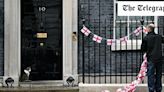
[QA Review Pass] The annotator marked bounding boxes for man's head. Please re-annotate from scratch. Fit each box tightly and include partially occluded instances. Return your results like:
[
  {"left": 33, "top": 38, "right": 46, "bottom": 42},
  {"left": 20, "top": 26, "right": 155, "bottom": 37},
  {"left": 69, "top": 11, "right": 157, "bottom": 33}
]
[{"left": 146, "top": 24, "right": 155, "bottom": 32}]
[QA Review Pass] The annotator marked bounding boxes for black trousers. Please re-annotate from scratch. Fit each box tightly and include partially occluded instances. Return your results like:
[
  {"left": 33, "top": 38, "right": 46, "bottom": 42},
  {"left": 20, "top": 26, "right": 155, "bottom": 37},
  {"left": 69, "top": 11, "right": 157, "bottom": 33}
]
[{"left": 147, "top": 61, "right": 162, "bottom": 92}]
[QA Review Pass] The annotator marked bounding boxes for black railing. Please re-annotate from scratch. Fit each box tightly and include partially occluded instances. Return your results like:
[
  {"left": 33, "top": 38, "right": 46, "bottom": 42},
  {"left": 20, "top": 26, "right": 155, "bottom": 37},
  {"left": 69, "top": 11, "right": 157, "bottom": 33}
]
[
  {"left": 78, "top": 0, "right": 164, "bottom": 84},
  {"left": 78, "top": 18, "right": 164, "bottom": 84}
]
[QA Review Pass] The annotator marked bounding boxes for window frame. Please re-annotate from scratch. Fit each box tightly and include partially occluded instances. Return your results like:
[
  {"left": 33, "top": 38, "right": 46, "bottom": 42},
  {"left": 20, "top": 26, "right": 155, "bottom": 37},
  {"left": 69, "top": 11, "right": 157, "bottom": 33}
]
[{"left": 113, "top": 0, "right": 158, "bottom": 51}]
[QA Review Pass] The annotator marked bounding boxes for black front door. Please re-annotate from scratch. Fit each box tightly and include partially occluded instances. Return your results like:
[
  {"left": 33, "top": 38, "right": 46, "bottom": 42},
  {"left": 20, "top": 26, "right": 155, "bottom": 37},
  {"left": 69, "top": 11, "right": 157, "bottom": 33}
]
[{"left": 21, "top": 0, "right": 62, "bottom": 81}]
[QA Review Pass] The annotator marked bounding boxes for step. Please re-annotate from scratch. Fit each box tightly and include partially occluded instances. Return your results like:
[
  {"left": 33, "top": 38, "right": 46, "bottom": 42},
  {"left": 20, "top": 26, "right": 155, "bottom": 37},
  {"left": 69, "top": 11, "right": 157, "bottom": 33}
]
[{"left": 0, "top": 87, "right": 79, "bottom": 92}]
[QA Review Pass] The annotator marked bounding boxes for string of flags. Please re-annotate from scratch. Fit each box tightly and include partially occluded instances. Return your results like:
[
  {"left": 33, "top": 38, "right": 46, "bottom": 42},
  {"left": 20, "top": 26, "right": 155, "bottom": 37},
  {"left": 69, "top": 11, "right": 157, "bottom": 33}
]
[
  {"left": 80, "top": 25, "right": 147, "bottom": 45},
  {"left": 101, "top": 53, "right": 148, "bottom": 92},
  {"left": 81, "top": 25, "right": 148, "bottom": 92},
  {"left": 116, "top": 53, "right": 147, "bottom": 92}
]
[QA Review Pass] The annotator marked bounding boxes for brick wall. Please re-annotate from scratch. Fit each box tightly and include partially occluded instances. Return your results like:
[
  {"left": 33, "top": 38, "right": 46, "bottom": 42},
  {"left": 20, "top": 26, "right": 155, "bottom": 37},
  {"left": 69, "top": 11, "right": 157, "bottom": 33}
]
[
  {"left": 0, "top": 0, "right": 4, "bottom": 76},
  {"left": 78, "top": 0, "right": 144, "bottom": 74}
]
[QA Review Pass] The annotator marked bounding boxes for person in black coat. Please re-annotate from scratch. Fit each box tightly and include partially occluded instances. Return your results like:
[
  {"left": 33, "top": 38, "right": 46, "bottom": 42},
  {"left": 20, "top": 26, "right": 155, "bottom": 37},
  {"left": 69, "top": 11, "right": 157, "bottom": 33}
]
[{"left": 141, "top": 24, "right": 164, "bottom": 92}]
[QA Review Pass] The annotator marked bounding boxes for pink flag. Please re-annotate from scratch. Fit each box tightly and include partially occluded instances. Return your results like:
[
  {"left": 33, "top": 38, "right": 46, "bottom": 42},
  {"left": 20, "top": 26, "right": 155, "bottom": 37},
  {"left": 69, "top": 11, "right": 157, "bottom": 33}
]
[
  {"left": 143, "top": 26, "right": 147, "bottom": 34},
  {"left": 133, "top": 27, "right": 142, "bottom": 36},
  {"left": 80, "top": 25, "right": 91, "bottom": 36},
  {"left": 107, "top": 39, "right": 115, "bottom": 46},
  {"left": 120, "top": 36, "right": 128, "bottom": 43},
  {"left": 92, "top": 34, "right": 102, "bottom": 43},
  {"left": 134, "top": 26, "right": 147, "bottom": 36}
]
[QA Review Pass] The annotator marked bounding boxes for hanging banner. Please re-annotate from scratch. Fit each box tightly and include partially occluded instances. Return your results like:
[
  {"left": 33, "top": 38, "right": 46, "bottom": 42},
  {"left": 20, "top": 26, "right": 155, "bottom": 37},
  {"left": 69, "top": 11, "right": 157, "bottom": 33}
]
[
  {"left": 116, "top": 54, "right": 147, "bottom": 92},
  {"left": 117, "top": 1, "right": 164, "bottom": 16},
  {"left": 80, "top": 25, "right": 148, "bottom": 92},
  {"left": 101, "top": 54, "right": 147, "bottom": 92},
  {"left": 80, "top": 25, "right": 146, "bottom": 45}
]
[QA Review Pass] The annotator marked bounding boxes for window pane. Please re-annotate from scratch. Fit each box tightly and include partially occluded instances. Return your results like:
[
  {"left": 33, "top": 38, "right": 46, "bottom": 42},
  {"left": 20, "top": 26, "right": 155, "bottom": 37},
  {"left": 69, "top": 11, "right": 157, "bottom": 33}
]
[
  {"left": 115, "top": 22, "right": 127, "bottom": 39},
  {"left": 115, "top": 16, "right": 154, "bottom": 40},
  {"left": 116, "top": 16, "right": 127, "bottom": 21},
  {"left": 129, "top": 16, "right": 142, "bottom": 21},
  {"left": 145, "top": 16, "right": 154, "bottom": 21},
  {"left": 129, "top": 16, "right": 154, "bottom": 22},
  {"left": 129, "top": 22, "right": 142, "bottom": 39}
]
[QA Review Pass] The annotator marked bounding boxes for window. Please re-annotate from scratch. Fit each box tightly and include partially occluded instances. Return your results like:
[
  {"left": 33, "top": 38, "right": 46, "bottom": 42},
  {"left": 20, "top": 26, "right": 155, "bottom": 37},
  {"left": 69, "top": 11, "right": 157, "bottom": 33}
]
[{"left": 113, "top": 0, "right": 157, "bottom": 50}]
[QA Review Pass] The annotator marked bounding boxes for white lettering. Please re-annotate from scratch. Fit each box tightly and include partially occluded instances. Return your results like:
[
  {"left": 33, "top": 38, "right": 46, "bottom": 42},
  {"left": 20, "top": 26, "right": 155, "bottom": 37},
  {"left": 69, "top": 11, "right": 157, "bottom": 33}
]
[{"left": 39, "top": 7, "right": 46, "bottom": 12}]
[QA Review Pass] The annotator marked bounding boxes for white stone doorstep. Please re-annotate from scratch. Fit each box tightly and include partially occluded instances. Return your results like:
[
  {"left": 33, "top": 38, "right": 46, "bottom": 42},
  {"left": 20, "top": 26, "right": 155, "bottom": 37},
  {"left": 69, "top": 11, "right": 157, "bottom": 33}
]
[
  {"left": 79, "top": 83, "right": 164, "bottom": 92},
  {"left": 79, "top": 83, "right": 148, "bottom": 87}
]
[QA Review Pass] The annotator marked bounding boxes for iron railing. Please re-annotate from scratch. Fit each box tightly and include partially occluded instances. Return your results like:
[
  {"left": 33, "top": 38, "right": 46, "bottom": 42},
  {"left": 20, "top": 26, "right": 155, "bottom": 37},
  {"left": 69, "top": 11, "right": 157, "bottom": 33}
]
[
  {"left": 78, "top": 18, "right": 164, "bottom": 84},
  {"left": 78, "top": 0, "right": 164, "bottom": 84}
]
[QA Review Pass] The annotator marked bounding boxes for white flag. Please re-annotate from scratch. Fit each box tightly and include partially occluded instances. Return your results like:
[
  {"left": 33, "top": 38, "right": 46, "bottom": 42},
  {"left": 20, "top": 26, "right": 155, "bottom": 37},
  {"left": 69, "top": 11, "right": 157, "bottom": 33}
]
[
  {"left": 133, "top": 26, "right": 147, "bottom": 36},
  {"left": 120, "top": 36, "right": 128, "bottom": 43},
  {"left": 133, "top": 27, "right": 142, "bottom": 36},
  {"left": 107, "top": 39, "right": 115, "bottom": 46},
  {"left": 80, "top": 26, "right": 91, "bottom": 36},
  {"left": 92, "top": 34, "right": 102, "bottom": 43}
]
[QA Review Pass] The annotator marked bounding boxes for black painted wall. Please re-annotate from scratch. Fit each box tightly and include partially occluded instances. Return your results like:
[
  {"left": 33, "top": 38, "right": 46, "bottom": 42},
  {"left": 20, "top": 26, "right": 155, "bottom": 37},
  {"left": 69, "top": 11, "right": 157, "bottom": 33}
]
[
  {"left": 158, "top": 17, "right": 164, "bottom": 57},
  {"left": 78, "top": 0, "right": 154, "bottom": 75},
  {"left": 0, "top": 0, "right": 4, "bottom": 76}
]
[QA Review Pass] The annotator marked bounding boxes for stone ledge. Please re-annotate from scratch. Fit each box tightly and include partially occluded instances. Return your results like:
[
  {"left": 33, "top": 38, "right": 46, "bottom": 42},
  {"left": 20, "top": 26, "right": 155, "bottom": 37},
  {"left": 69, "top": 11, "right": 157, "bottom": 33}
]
[
  {"left": 0, "top": 86, "right": 79, "bottom": 92},
  {"left": 79, "top": 83, "right": 164, "bottom": 92}
]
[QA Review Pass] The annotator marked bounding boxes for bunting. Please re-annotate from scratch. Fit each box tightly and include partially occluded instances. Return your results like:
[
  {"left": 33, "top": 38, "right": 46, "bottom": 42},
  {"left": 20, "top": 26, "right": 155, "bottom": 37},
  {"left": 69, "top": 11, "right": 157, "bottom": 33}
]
[
  {"left": 116, "top": 54, "right": 147, "bottom": 92},
  {"left": 80, "top": 25, "right": 148, "bottom": 92},
  {"left": 80, "top": 25, "right": 146, "bottom": 45},
  {"left": 101, "top": 54, "right": 147, "bottom": 92}
]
